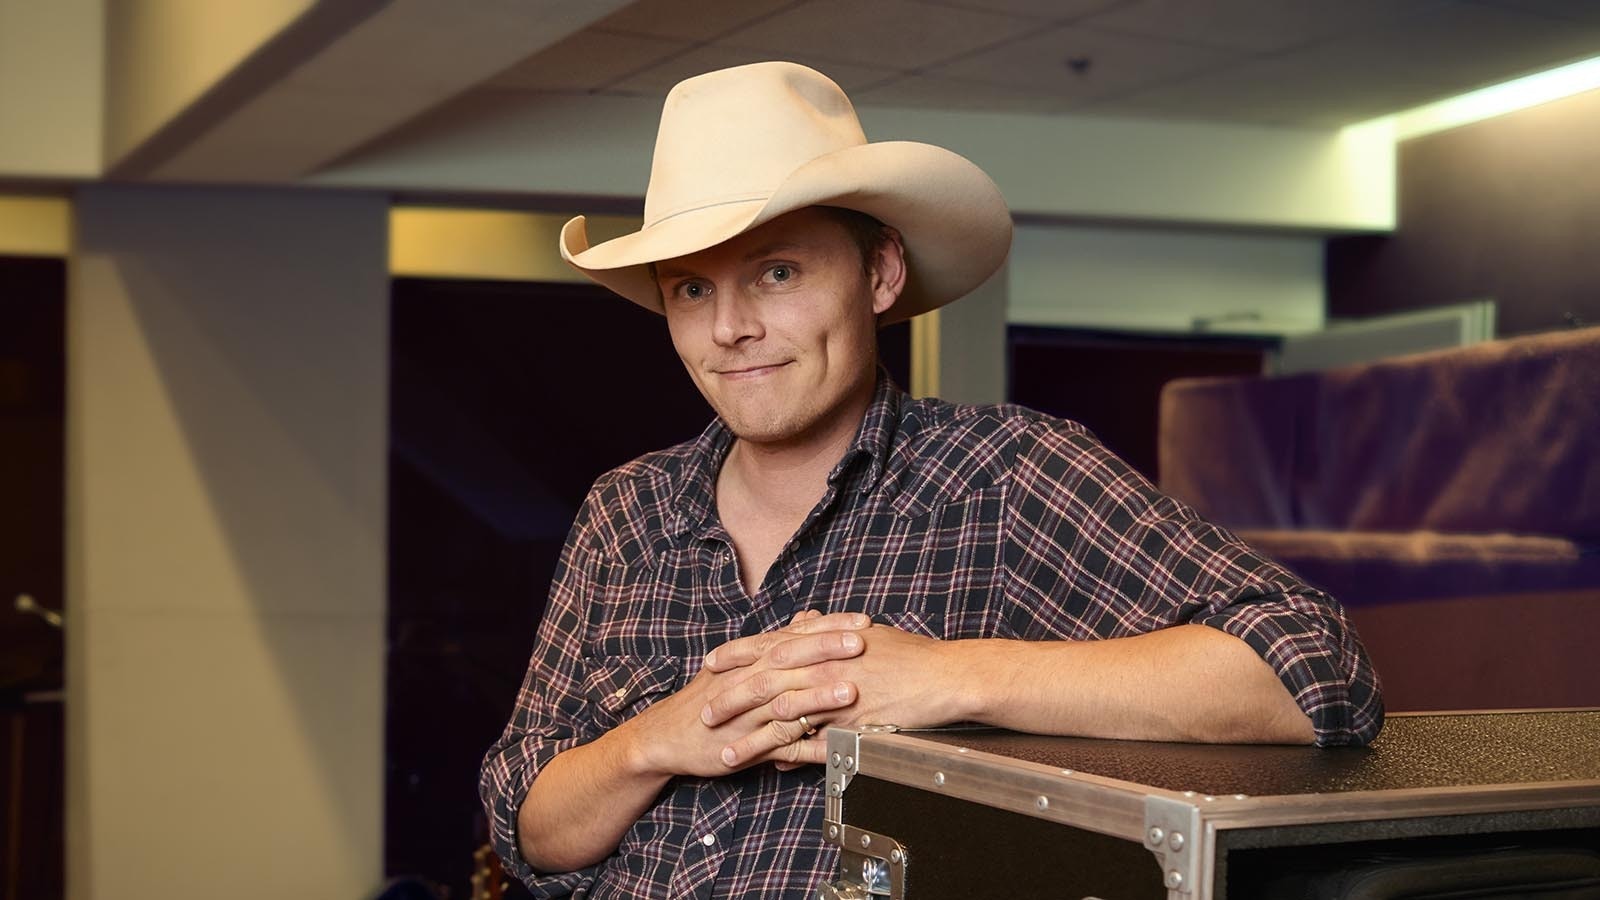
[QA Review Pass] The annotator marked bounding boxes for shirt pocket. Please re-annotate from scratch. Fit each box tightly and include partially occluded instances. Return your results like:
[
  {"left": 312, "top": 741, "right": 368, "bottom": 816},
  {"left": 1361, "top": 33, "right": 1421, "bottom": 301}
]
[
  {"left": 872, "top": 608, "right": 946, "bottom": 640},
  {"left": 581, "top": 655, "right": 683, "bottom": 733}
]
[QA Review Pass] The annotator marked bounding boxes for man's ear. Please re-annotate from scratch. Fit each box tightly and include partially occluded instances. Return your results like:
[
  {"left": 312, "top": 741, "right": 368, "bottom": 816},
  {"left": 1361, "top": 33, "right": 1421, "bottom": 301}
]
[{"left": 868, "top": 227, "right": 908, "bottom": 317}]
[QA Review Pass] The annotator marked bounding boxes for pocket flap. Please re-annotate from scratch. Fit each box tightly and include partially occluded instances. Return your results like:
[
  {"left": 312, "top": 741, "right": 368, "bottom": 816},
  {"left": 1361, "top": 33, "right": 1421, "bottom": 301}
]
[{"left": 583, "top": 655, "right": 682, "bottom": 714}]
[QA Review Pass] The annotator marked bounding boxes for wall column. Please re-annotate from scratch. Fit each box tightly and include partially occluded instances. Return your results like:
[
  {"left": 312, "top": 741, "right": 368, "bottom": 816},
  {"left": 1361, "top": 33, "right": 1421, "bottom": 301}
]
[{"left": 66, "top": 186, "right": 388, "bottom": 899}]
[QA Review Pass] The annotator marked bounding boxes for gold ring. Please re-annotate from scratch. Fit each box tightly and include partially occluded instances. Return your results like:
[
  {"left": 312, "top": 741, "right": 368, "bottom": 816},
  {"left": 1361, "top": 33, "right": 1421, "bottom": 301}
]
[{"left": 798, "top": 714, "right": 818, "bottom": 737}]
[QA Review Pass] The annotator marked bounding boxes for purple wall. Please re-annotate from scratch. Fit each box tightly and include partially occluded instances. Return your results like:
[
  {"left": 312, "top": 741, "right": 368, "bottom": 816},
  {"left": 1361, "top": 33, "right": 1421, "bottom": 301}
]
[{"left": 1328, "top": 87, "right": 1600, "bottom": 336}]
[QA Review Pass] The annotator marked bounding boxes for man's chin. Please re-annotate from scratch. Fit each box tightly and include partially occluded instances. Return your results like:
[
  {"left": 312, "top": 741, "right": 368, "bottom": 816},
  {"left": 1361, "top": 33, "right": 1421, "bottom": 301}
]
[{"left": 722, "top": 415, "right": 800, "bottom": 445}]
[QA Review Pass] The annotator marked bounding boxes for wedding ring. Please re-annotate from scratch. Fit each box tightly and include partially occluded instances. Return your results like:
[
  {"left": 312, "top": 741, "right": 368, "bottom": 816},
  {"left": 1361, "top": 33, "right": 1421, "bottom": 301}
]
[{"left": 798, "top": 714, "right": 818, "bottom": 737}]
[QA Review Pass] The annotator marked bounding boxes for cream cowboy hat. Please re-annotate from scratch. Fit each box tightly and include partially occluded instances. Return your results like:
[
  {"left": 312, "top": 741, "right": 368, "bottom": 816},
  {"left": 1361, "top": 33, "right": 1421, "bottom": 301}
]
[{"left": 560, "top": 61, "right": 1012, "bottom": 325}]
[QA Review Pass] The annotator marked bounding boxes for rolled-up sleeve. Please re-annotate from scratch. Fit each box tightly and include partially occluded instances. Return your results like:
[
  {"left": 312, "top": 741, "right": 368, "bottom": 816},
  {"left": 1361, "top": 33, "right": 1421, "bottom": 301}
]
[
  {"left": 479, "top": 492, "right": 607, "bottom": 896},
  {"left": 1002, "top": 420, "right": 1383, "bottom": 746}
]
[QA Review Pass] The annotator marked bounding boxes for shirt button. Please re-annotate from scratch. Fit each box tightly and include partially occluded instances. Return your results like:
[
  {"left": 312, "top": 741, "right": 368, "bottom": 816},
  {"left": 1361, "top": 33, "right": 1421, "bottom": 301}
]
[
  {"left": 700, "top": 833, "right": 716, "bottom": 847},
  {"left": 612, "top": 688, "right": 627, "bottom": 701}
]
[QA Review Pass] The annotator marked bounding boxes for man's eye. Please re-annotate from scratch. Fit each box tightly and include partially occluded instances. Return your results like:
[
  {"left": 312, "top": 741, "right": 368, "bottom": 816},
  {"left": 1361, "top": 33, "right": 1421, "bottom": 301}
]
[
  {"left": 679, "top": 282, "right": 708, "bottom": 300},
  {"left": 763, "top": 265, "right": 793, "bottom": 284}
]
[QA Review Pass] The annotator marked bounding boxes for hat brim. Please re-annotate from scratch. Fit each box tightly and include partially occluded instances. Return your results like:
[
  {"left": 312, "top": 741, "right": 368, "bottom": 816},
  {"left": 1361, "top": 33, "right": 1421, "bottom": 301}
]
[{"left": 560, "top": 141, "right": 1012, "bottom": 326}]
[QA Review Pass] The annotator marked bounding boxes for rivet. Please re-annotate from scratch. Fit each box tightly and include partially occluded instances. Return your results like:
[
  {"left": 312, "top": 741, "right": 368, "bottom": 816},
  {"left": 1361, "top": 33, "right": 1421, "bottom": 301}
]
[
  {"left": 889, "top": 848, "right": 904, "bottom": 864},
  {"left": 827, "top": 824, "right": 839, "bottom": 840},
  {"left": 860, "top": 834, "right": 872, "bottom": 849},
  {"left": 1233, "top": 794, "right": 1249, "bottom": 800},
  {"left": 957, "top": 747, "right": 970, "bottom": 754},
  {"left": 844, "top": 755, "right": 855, "bottom": 771},
  {"left": 1169, "top": 831, "right": 1185, "bottom": 851},
  {"left": 1203, "top": 795, "right": 1216, "bottom": 802},
  {"left": 1061, "top": 768, "right": 1074, "bottom": 776},
  {"left": 933, "top": 772, "right": 946, "bottom": 787},
  {"left": 830, "top": 752, "right": 841, "bottom": 767},
  {"left": 1148, "top": 826, "right": 1165, "bottom": 845},
  {"left": 829, "top": 783, "right": 841, "bottom": 795},
  {"left": 1166, "top": 870, "right": 1184, "bottom": 889},
  {"left": 1182, "top": 791, "right": 1196, "bottom": 798},
  {"left": 1035, "top": 795, "right": 1049, "bottom": 811}
]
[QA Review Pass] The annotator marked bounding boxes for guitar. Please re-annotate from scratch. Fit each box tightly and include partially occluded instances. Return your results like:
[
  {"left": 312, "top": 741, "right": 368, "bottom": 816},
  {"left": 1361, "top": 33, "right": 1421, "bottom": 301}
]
[{"left": 470, "top": 842, "right": 507, "bottom": 900}]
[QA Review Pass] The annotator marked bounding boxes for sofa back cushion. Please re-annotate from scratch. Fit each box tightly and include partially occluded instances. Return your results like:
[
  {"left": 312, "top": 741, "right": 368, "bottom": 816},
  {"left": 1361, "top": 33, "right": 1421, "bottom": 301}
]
[
  {"left": 1157, "top": 373, "right": 1312, "bottom": 529},
  {"left": 1160, "top": 326, "right": 1600, "bottom": 537}
]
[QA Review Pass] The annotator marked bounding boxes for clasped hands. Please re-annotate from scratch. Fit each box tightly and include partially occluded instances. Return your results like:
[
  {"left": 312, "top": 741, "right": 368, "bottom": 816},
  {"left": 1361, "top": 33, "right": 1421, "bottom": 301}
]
[{"left": 628, "top": 610, "right": 956, "bottom": 779}]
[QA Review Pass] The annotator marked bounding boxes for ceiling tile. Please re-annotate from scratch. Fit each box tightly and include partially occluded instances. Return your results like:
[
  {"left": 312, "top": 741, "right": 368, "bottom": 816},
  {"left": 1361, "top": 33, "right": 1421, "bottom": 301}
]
[
  {"left": 853, "top": 73, "right": 1069, "bottom": 112},
  {"left": 607, "top": 45, "right": 899, "bottom": 98},
  {"left": 928, "top": 24, "right": 1239, "bottom": 105},
  {"left": 1083, "top": 0, "right": 1446, "bottom": 53},
  {"left": 1293, "top": 3, "right": 1600, "bottom": 93},
  {"left": 1102, "top": 2, "right": 1600, "bottom": 127},
  {"left": 913, "top": 0, "right": 1125, "bottom": 21},
  {"left": 716, "top": 0, "right": 1040, "bottom": 70},
  {"left": 455, "top": 0, "right": 1600, "bottom": 134},
  {"left": 1099, "top": 61, "right": 1454, "bottom": 128},
  {"left": 1470, "top": 0, "right": 1600, "bottom": 26},
  {"left": 485, "top": 31, "right": 689, "bottom": 92},
  {"left": 595, "top": 0, "right": 801, "bottom": 41}
]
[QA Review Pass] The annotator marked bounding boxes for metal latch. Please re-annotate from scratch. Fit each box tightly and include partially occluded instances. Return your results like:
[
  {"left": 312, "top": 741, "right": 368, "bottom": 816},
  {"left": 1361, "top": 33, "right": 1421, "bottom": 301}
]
[
  {"left": 1144, "top": 794, "right": 1202, "bottom": 894},
  {"left": 820, "top": 822, "right": 907, "bottom": 899}
]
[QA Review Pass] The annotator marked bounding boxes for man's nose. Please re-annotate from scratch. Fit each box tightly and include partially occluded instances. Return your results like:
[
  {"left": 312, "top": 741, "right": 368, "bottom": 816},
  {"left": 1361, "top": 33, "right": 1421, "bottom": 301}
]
[{"left": 711, "top": 289, "right": 763, "bottom": 347}]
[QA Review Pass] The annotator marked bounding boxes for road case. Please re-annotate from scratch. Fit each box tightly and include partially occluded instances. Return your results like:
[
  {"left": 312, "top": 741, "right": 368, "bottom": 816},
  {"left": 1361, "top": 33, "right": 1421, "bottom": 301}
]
[{"left": 817, "top": 710, "right": 1600, "bottom": 900}]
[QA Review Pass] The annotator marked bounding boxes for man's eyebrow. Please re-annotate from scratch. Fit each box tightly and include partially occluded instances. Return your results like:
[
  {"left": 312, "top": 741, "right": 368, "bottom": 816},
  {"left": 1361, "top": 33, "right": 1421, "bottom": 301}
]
[
  {"left": 653, "top": 261, "right": 692, "bottom": 280},
  {"left": 653, "top": 241, "right": 812, "bottom": 280},
  {"left": 741, "top": 241, "right": 807, "bottom": 262}
]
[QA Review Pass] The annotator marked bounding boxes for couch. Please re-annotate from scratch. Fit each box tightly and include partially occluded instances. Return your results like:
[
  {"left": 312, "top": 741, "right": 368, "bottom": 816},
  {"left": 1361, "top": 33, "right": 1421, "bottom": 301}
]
[{"left": 1157, "top": 326, "right": 1600, "bottom": 710}]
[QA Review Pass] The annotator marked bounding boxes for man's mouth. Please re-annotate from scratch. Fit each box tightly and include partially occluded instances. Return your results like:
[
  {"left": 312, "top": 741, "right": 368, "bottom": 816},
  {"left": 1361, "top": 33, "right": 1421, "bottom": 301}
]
[{"left": 714, "top": 361, "right": 790, "bottom": 378}]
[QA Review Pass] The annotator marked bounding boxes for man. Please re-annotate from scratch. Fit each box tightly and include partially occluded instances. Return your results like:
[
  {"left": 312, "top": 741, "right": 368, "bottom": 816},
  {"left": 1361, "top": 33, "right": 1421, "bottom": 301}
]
[{"left": 481, "top": 62, "right": 1381, "bottom": 898}]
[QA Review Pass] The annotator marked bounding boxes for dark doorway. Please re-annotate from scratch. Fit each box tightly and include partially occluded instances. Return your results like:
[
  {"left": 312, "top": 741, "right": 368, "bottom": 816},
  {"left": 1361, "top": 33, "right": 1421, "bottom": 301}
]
[
  {"left": 1, "top": 255, "right": 67, "bottom": 900},
  {"left": 384, "top": 277, "right": 909, "bottom": 895},
  {"left": 1007, "top": 326, "right": 1271, "bottom": 483}
]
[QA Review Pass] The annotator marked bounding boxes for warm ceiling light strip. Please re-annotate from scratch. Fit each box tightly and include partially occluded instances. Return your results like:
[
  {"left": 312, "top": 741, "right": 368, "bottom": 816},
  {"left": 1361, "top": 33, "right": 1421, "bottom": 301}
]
[
  {"left": 0, "top": 196, "right": 71, "bottom": 257},
  {"left": 389, "top": 207, "right": 641, "bottom": 282}
]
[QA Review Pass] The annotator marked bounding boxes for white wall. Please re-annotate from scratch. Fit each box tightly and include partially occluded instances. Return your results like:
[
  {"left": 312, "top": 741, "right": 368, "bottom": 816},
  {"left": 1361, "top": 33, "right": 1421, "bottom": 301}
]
[
  {"left": 862, "top": 109, "right": 1395, "bottom": 232},
  {"left": 316, "top": 91, "right": 1396, "bottom": 233},
  {"left": 1008, "top": 222, "right": 1326, "bottom": 335},
  {"left": 67, "top": 186, "right": 388, "bottom": 900}
]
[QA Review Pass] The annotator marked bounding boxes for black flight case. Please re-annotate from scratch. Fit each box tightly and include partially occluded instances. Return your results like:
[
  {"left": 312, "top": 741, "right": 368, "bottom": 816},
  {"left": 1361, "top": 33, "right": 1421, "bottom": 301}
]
[{"left": 816, "top": 710, "right": 1600, "bottom": 899}]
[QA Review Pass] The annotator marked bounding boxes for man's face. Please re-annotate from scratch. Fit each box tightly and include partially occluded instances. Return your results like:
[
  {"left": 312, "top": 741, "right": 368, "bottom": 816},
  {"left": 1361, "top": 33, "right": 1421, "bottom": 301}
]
[{"left": 655, "top": 207, "right": 903, "bottom": 448}]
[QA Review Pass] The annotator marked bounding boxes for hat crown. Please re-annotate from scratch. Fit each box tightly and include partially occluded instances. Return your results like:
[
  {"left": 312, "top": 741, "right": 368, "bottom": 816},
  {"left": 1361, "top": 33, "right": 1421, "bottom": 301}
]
[{"left": 643, "top": 62, "right": 868, "bottom": 227}]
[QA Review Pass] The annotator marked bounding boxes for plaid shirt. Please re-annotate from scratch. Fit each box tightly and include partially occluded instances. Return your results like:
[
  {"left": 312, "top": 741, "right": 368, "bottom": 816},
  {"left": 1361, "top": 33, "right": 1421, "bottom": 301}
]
[{"left": 481, "top": 374, "right": 1383, "bottom": 898}]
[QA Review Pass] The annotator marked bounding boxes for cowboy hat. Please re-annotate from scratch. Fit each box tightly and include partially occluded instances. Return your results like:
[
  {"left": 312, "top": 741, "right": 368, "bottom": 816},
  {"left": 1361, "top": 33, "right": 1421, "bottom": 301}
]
[{"left": 560, "top": 61, "right": 1012, "bottom": 325}]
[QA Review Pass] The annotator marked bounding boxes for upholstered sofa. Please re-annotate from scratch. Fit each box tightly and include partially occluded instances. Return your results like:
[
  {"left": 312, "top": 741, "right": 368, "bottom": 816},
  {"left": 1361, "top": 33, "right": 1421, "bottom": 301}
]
[{"left": 1158, "top": 326, "right": 1600, "bottom": 710}]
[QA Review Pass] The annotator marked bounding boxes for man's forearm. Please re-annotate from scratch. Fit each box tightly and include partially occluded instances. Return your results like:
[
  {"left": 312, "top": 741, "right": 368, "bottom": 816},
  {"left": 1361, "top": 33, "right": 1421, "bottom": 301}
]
[
  {"left": 517, "top": 717, "right": 668, "bottom": 874},
  {"left": 947, "top": 624, "right": 1314, "bottom": 744}
]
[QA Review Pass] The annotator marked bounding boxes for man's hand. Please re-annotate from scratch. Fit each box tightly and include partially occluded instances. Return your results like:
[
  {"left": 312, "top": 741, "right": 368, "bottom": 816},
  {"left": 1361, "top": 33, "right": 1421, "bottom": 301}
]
[
  {"left": 622, "top": 611, "right": 872, "bottom": 777},
  {"left": 517, "top": 610, "right": 870, "bottom": 873},
  {"left": 703, "top": 621, "right": 962, "bottom": 766}
]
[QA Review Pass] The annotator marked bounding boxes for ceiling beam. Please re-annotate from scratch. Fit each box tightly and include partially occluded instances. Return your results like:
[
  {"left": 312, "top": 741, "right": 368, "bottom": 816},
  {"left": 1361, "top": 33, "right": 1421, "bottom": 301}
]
[{"left": 112, "top": 0, "right": 635, "bottom": 183}]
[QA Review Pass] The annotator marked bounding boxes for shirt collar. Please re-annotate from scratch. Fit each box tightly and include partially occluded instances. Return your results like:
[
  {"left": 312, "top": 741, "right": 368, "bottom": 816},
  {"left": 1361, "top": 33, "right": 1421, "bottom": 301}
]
[
  {"left": 667, "top": 367, "right": 903, "bottom": 539},
  {"left": 828, "top": 366, "right": 901, "bottom": 497}
]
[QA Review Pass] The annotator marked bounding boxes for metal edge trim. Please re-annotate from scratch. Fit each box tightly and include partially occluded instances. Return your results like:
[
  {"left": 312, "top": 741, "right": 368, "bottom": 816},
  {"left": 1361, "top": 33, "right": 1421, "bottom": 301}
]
[
  {"left": 1387, "top": 708, "right": 1600, "bottom": 717},
  {"left": 1199, "top": 780, "right": 1600, "bottom": 830},
  {"left": 854, "top": 731, "right": 1166, "bottom": 842}
]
